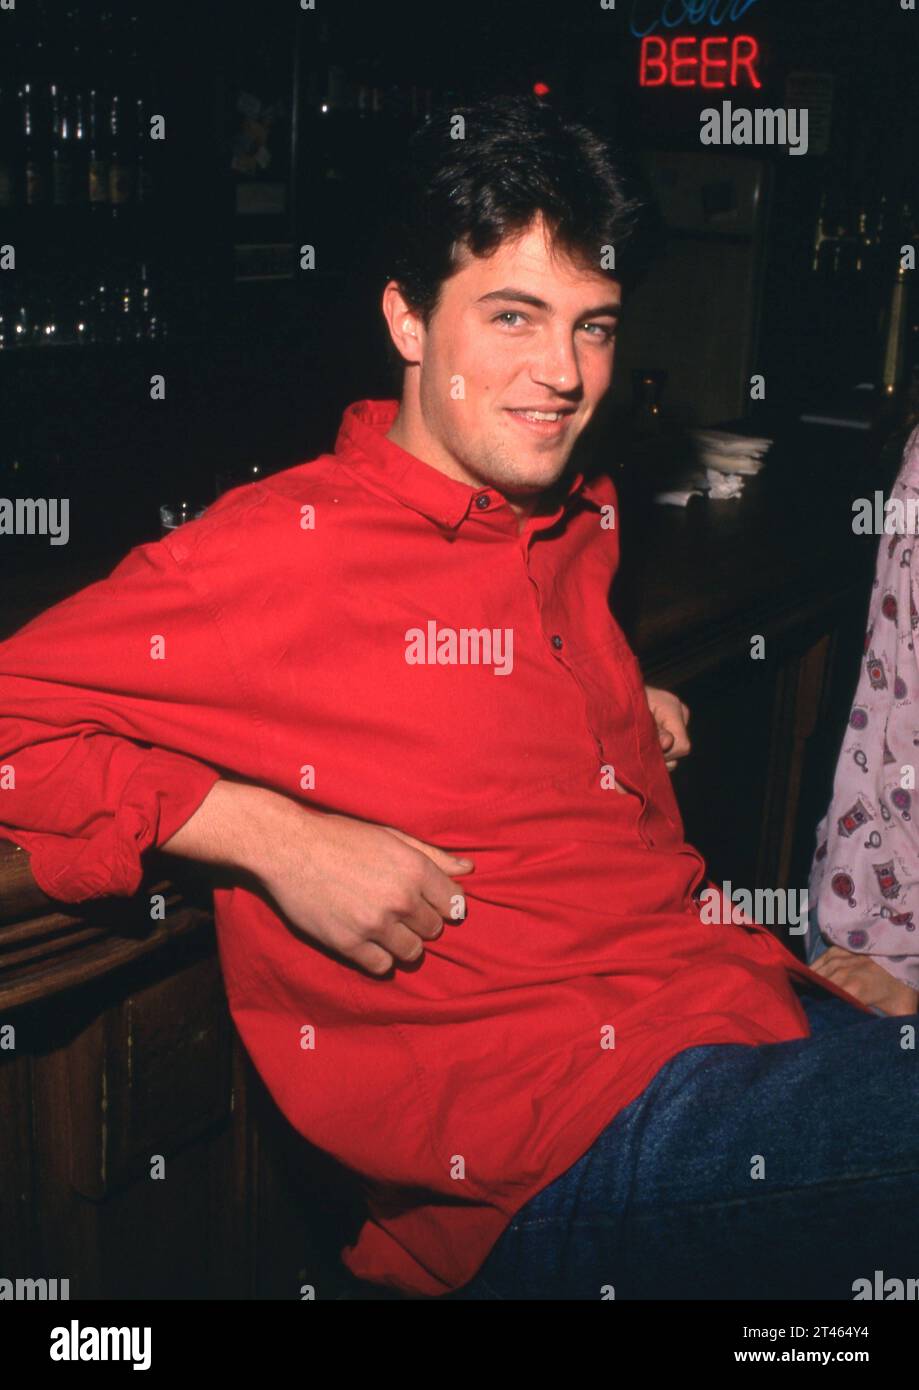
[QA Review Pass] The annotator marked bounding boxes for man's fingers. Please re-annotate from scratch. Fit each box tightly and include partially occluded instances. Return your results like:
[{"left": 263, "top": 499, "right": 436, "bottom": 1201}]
[
  {"left": 398, "top": 897, "right": 448, "bottom": 940},
  {"left": 421, "top": 865, "right": 468, "bottom": 925},
  {"left": 351, "top": 941, "right": 396, "bottom": 976},
  {"left": 655, "top": 720, "right": 689, "bottom": 761},
  {"left": 377, "top": 918, "right": 432, "bottom": 964},
  {"left": 384, "top": 826, "right": 474, "bottom": 873}
]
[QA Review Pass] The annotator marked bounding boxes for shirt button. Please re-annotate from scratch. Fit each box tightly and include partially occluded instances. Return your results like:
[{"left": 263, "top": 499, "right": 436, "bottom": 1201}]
[
  {"left": 551, "top": 634, "right": 563, "bottom": 650},
  {"left": 475, "top": 494, "right": 491, "bottom": 509}
]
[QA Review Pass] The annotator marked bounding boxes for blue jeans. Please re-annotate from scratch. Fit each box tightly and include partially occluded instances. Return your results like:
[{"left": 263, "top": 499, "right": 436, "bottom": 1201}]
[{"left": 449, "top": 987, "right": 919, "bottom": 1299}]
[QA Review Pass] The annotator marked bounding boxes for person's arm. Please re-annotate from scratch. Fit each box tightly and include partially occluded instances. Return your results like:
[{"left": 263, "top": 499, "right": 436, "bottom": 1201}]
[
  {"left": 809, "top": 946, "right": 918, "bottom": 1015},
  {"left": 0, "top": 525, "right": 474, "bottom": 973},
  {"left": 0, "top": 531, "right": 252, "bottom": 901},
  {"left": 162, "top": 778, "right": 475, "bottom": 975},
  {"left": 811, "top": 425, "right": 919, "bottom": 1010}
]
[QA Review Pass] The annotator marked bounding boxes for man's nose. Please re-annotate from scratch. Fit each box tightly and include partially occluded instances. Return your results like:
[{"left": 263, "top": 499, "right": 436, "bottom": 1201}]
[{"left": 530, "top": 333, "right": 582, "bottom": 394}]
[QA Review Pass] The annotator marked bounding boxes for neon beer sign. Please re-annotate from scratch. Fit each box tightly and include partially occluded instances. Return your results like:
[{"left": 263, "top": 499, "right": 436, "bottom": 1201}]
[
  {"left": 633, "top": 0, "right": 765, "bottom": 89},
  {"left": 630, "top": 0, "right": 764, "bottom": 38},
  {"left": 639, "top": 34, "right": 762, "bottom": 87}
]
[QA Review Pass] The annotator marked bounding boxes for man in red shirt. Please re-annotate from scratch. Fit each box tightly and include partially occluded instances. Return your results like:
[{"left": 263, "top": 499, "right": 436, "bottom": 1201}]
[{"left": 2, "top": 96, "right": 918, "bottom": 1301}]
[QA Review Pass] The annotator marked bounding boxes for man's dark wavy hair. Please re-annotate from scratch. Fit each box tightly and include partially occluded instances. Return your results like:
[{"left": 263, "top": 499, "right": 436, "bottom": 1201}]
[{"left": 380, "top": 94, "right": 646, "bottom": 378}]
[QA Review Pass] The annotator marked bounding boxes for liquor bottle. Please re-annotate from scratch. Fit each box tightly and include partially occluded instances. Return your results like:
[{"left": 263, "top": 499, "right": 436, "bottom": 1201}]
[
  {"left": 159, "top": 500, "right": 207, "bottom": 533},
  {"left": 833, "top": 216, "right": 858, "bottom": 277},
  {"left": 89, "top": 261, "right": 112, "bottom": 342},
  {"left": 108, "top": 93, "right": 134, "bottom": 210},
  {"left": 628, "top": 369, "right": 668, "bottom": 450},
  {"left": 134, "top": 96, "right": 153, "bottom": 204},
  {"left": 142, "top": 261, "right": 166, "bottom": 341},
  {"left": 126, "top": 10, "right": 143, "bottom": 63},
  {"left": 811, "top": 190, "right": 843, "bottom": 276},
  {"left": 70, "top": 89, "right": 88, "bottom": 205},
  {"left": 879, "top": 216, "right": 912, "bottom": 400},
  {"left": 0, "top": 82, "right": 15, "bottom": 209},
  {"left": 50, "top": 84, "right": 74, "bottom": 206},
  {"left": 111, "top": 256, "right": 131, "bottom": 343},
  {"left": 136, "top": 260, "right": 151, "bottom": 338},
  {"left": 87, "top": 89, "right": 110, "bottom": 209},
  {"left": 0, "top": 275, "right": 10, "bottom": 349},
  {"left": 854, "top": 197, "right": 882, "bottom": 279},
  {"left": 74, "top": 280, "right": 93, "bottom": 345},
  {"left": 31, "top": 284, "right": 59, "bottom": 346},
  {"left": 21, "top": 82, "right": 48, "bottom": 206},
  {"left": 98, "top": 6, "right": 120, "bottom": 66},
  {"left": 62, "top": 5, "right": 83, "bottom": 75},
  {"left": 854, "top": 207, "right": 869, "bottom": 274}
]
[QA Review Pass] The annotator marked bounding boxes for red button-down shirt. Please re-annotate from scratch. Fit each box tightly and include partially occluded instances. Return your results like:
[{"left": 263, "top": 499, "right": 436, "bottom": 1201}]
[{"left": 0, "top": 399, "right": 838, "bottom": 1295}]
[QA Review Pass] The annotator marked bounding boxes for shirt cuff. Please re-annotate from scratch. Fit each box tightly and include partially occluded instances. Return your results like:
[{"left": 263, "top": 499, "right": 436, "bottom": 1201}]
[{"left": 6, "top": 753, "right": 222, "bottom": 903}]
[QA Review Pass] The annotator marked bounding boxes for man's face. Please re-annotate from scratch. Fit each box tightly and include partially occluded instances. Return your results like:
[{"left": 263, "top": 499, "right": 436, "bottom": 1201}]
[{"left": 391, "top": 214, "right": 621, "bottom": 504}]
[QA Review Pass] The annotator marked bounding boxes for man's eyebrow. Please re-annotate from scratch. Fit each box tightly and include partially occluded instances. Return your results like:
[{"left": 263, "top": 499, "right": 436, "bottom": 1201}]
[{"left": 475, "top": 287, "right": 621, "bottom": 318}]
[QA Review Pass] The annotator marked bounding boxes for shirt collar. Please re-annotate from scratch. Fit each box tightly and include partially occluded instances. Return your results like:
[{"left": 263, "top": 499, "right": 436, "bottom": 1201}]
[{"left": 335, "top": 398, "right": 606, "bottom": 532}]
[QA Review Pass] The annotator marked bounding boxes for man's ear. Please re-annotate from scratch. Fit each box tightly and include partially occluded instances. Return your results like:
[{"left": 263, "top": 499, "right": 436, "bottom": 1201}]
[{"left": 381, "top": 281, "right": 425, "bottom": 367}]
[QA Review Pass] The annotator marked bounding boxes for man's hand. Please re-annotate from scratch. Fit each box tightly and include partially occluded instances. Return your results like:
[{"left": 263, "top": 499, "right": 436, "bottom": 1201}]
[
  {"left": 162, "top": 780, "right": 474, "bottom": 978},
  {"left": 259, "top": 810, "right": 475, "bottom": 977},
  {"left": 644, "top": 685, "right": 691, "bottom": 771},
  {"left": 809, "top": 944, "right": 919, "bottom": 1016}
]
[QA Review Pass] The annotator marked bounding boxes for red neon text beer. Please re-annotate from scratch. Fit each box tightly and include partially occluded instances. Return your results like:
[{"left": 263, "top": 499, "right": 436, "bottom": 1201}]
[{"left": 639, "top": 34, "right": 763, "bottom": 89}]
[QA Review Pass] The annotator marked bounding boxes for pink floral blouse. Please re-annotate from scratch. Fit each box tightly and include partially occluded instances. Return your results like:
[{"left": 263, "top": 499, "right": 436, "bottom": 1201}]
[{"left": 810, "top": 423, "right": 919, "bottom": 990}]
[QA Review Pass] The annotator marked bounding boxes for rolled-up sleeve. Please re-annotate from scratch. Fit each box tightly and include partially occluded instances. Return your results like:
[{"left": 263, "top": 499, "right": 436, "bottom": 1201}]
[{"left": 0, "top": 531, "right": 256, "bottom": 902}]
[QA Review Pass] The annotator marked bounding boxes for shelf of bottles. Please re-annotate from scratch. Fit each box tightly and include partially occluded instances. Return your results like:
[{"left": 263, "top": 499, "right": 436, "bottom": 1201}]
[
  {"left": 809, "top": 189, "right": 918, "bottom": 397},
  {"left": 810, "top": 193, "right": 913, "bottom": 277},
  {"left": 297, "top": 16, "right": 461, "bottom": 191},
  {"left": 0, "top": 3, "right": 167, "bottom": 352}
]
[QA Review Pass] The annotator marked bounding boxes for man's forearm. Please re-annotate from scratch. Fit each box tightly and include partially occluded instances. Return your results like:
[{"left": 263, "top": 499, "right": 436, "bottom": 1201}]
[{"left": 161, "top": 778, "right": 305, "bottom": 886}]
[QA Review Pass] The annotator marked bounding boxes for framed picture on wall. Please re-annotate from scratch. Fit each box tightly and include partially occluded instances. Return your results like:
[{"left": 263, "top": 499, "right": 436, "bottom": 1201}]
[{"left": 222, "top": 3, "right": 301, "bottom": 282}]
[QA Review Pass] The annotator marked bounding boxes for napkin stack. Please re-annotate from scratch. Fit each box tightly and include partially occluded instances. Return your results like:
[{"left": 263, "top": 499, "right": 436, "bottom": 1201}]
[
  {"left": 653, "top": 429, "right": 774, "bottom": 507},
  {"left": 691, "top": 428, "right": 773, "bottom": 476}
]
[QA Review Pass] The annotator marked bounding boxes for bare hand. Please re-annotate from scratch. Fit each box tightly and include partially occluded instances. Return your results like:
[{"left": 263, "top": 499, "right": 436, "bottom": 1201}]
[
  {"left": 644, "top": 685, "right": 691, "bottom": 771},
  {"left": 809, "top": 945, "right": 919, "bottom": 1016},
  {"left": 260, "top": 811, "right": 474, "bottom": 977}
]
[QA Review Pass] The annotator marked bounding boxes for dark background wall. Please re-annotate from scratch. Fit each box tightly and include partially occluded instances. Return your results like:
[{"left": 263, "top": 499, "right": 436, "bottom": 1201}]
[{"left": 2, "top": 0, "right": 917, "bottom": 574}]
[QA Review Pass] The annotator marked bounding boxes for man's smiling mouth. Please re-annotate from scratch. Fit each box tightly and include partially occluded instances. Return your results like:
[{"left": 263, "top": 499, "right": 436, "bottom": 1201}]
[{"left": 504, "top": 407, "right": 577, "bottom": 436}]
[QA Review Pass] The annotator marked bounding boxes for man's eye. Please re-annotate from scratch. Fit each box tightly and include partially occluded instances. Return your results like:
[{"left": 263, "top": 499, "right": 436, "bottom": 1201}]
[
  {"left": 580, "top": 322, "right": 617, "bottom": 341},
  {"left": 494, "top": 311, "right": 528, "bottom": 327}
]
